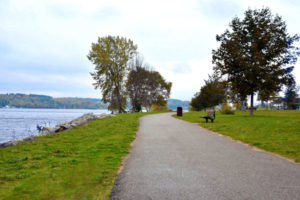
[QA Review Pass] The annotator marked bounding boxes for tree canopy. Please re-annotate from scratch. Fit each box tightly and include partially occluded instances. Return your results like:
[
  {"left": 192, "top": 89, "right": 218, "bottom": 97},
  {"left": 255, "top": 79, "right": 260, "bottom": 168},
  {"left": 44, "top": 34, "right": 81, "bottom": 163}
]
[
  {"left": 87, "top": 36, "right": 137, "bottom": 113},
  {"left": 212, "top": 8, "right": 299, "bottom": 115},
  {"left": 126, "top": 57, "right": 148, "bottom": 112},
  {"left": 126, "top": 57, "right": 172, "bottom": 112},
  {"left": 190, "top": 75, "right": 225, "bottom": 111}
]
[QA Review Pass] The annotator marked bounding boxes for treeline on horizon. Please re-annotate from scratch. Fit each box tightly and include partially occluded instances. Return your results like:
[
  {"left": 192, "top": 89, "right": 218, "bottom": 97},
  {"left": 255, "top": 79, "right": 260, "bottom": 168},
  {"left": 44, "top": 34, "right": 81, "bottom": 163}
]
[
  {"left": 0, "top": 93, "right": 190, "bottom": 110},
  {"left": 0, "top": 93, "right": 107, "bottom": 109}
]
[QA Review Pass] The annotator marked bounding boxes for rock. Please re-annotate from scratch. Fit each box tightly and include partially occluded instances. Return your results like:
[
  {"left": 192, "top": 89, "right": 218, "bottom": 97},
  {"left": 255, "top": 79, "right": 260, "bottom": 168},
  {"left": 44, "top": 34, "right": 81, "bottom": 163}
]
[
  {"left": 96, "top": 113, "right": 115, "bottom": 119},
  {"left": 39, "top": 127, "right": 56, "bottom": 136},
  {"left": 0, "top": 141, "right": 12, "bottom": 148},
  {"left": 66, "top": 113, "right": 113, "bottom": 126},
  {"left": 68, "top": 113, "right": 93, "bottom": 126},
  {"left": 0, "top": 112, "right": 115, "bottom": 148},
  {"left": 55, "top": 126, "right": 68, "bottom": 132},
  {"left": 59, "top": 124, "right": 73, "bottom": 130},
  {"left": 0, "top": 139, "right": 22, "bottom": 148},
  {"left": 23, "top": 135, "right": 37, "bottom": 142},
  {"left": 38, "top": 113, "right": 114, "bottom": 136},
  {"left": 0, "top": 136, "right": 37, "bottom": 148}
]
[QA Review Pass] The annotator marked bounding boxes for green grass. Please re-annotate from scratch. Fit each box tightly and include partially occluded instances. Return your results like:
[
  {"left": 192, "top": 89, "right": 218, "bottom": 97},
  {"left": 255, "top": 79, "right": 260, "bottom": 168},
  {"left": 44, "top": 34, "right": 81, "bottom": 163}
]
[
  {"left": 174, "top": 110, "right": 300, "bottom": 162},
  {"left": 0, "top": 112, "right": 149, "bottom": 200}
]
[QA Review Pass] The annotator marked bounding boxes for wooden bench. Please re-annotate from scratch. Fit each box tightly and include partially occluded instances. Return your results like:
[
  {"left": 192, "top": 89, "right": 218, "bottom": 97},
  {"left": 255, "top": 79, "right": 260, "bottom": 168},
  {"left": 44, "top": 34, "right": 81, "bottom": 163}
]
[{"left": 200, "top": 110, "right": 215, "bottom": 123}]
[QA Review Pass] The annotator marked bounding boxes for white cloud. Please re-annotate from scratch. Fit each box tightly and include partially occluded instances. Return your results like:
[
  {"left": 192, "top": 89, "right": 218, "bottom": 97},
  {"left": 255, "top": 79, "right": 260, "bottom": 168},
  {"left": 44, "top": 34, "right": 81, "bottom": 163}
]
[{"left": 0, "top": 69, "right": 93, "bottom": 87}]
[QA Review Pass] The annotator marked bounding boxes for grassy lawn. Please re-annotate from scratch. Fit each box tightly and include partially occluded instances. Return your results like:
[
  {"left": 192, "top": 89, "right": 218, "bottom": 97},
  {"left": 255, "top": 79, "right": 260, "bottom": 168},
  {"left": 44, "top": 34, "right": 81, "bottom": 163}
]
[
  {"left": 0, "top": 112, "right": 149, "bottom": 200},
  {"left": 174, "top": 110, "right": 300, "bottom": 163}
]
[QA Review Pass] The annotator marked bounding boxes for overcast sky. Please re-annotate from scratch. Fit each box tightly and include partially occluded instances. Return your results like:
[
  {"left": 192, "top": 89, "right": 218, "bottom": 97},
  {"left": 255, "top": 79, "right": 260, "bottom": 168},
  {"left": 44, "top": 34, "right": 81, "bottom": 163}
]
[{"left": 0, "top": 0, "right": 299, "bottom": 100}]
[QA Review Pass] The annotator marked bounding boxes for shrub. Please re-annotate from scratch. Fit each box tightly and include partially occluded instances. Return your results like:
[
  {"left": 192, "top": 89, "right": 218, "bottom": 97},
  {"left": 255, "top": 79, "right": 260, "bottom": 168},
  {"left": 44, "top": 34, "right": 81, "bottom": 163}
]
[
  {"left": 220, "top": 104, "right": 235, "bottom": 115},
  {"left": 150, "top": 104, "right": 171, "bottom": 112}
]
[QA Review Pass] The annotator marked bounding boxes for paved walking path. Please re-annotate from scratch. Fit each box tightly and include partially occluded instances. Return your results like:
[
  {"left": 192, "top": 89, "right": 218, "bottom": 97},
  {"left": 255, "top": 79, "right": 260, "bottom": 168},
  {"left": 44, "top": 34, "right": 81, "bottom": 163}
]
[{"left": 111, "top": 113, "right": 300, "bottom": 200}]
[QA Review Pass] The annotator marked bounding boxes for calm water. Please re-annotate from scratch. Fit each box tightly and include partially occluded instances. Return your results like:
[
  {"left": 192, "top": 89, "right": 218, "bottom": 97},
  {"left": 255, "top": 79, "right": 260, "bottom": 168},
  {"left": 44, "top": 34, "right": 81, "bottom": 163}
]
[{"left": 0, "top": 108, "right": 109, "bottom": 143}]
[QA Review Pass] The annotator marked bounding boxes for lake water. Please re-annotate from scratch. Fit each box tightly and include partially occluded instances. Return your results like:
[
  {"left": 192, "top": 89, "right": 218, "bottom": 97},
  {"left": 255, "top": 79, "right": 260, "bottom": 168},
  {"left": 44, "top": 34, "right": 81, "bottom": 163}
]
[{"left": 0, "top": 108, "right": 109, "bottom": 144}]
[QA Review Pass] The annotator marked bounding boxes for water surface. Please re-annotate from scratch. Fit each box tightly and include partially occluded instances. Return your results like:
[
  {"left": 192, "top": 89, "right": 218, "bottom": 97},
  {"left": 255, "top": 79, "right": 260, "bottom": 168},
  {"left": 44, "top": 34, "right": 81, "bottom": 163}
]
[{"left": 0, "top": 108, "right": 109, "bottom": 143}]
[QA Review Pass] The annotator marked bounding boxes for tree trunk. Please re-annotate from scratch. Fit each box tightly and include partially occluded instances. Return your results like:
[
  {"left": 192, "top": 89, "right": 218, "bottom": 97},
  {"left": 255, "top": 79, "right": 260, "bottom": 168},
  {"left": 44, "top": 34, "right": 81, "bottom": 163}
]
[
  {"left": 250, "top": 93, "right": 254, "bottom": 116},
  {"left": 116, "top": 87, "right": 124, "bottom": 113}
]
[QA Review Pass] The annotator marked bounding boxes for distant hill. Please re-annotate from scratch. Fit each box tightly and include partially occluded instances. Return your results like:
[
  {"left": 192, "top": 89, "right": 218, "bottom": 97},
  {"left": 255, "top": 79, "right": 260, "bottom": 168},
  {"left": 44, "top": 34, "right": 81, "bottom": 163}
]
[
  {"left": 0, "top": 93, "right": 107, "bottom": 109},
  {"left": 0, "top": 93, "right": 189, "bottom": 110},
  {"left": 168, "top": 99, "right": 190, "bottom": 110}
]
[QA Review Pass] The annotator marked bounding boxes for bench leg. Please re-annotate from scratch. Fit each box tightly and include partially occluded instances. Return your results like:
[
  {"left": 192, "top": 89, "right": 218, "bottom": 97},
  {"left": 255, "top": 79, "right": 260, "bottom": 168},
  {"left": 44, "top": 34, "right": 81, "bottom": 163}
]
[
  {"left": 211, "top": 119, "right": 214, "bottom": 123},
  {"left": 206, "top": 118, "right": 208, "bottom": 123}
]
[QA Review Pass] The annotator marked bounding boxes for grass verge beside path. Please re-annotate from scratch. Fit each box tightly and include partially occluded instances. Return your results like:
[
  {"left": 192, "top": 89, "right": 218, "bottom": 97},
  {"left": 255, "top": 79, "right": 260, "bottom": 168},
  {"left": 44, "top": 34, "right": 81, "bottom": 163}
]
[
  {"left": 174, "top": 110, "right": 300, "bottom": 163},
  {"left": 0, "top": 112, "right": 150, "bottom": 200}
]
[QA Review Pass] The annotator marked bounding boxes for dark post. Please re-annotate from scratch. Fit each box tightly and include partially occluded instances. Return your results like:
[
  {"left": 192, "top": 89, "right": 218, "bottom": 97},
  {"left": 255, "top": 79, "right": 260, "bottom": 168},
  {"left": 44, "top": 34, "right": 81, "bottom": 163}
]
[{"left": 177, "top": 107, "right": 183, "bottom": 117}]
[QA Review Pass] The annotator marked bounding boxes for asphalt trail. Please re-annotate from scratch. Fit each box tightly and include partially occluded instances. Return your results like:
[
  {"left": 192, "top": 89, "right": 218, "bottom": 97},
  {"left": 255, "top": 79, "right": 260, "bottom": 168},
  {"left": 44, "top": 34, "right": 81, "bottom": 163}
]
[{"left": 111, "top": 113, "right": 300, "bottom": 200}]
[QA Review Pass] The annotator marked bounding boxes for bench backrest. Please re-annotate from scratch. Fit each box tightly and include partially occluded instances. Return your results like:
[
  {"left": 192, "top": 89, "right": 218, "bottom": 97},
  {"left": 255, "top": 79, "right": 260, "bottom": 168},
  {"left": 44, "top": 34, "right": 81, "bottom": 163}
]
[{"left": 207, "top": 110, "right": 215, "bottom": 119}]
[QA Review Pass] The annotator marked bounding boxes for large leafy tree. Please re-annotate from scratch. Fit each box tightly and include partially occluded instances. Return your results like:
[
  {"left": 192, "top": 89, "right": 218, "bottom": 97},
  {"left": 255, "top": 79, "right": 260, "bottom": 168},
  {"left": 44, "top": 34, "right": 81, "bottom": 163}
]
[
  {"left": 212, "top": 8, "right": 299, "bottom": 115},
  {"left": 87, "top": 36, "right": 137, "bottom": 113},
  {"left": 126, "top": 57, "right": 172, "bottom": 112},
  {"left": 190, "top": 75, "right": 226, "bottom": 111}
]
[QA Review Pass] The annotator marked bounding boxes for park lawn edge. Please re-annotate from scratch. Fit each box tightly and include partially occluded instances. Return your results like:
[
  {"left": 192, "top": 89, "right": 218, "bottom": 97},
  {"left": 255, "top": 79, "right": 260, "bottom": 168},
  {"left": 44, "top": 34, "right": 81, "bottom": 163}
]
[
  {"left": 172, "top": 111, "right": 300, "bottom": 164},
  {"left": 0, "top": 111, "right": 166, "bottom": 200},
  {"left": 198, "top": 123, "right": 298, "bottom": 164}
]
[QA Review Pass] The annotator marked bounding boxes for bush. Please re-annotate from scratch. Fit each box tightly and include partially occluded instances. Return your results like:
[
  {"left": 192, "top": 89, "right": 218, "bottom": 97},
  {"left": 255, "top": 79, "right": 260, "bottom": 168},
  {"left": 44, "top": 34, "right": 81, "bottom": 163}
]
[
  {"left": 220, "top": 104, "right": 235, "bottom": 115},
  {"left": 150, "top": 104, "right": 171, "bottom": 112}
]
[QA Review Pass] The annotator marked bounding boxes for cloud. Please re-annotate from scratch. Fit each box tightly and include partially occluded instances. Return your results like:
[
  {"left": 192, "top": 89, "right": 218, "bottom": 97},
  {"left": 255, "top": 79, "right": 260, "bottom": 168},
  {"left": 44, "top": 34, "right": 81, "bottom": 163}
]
[
  {"left": 0, "top": 0, "right": 299, "bottom": 100},
  {"left": 0, "top": 69, "right": 98, "bottom": 97},
  {"left": 171, "top": 62, "right": 192, "bottom": 74},
  {"left": 197, "top": 0, "right": 242, "bottom": 20},
  {"left": 156, "top": 59, "right": 213, "bottom": 100}
]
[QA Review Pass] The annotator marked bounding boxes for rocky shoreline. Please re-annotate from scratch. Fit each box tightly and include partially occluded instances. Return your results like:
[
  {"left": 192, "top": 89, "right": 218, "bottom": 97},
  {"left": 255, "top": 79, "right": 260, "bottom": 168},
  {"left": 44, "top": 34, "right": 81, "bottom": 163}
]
[{"left": 0, "top": 113, "right": 114, "bottom": 148}]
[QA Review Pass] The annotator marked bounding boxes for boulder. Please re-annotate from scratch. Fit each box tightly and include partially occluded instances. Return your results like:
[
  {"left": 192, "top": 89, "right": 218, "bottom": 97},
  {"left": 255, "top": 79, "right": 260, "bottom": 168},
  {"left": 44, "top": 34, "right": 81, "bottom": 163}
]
[
  {"left": 39, "top": 113, "right": 114, "bottom": 135},
  {"left": 23, "top": 135, "right": 37, "bottom": 142},
  {"left": 0, "top": 112, "right": 115, "bottom": 148},
  {"left": 96, "top": 113, "right": 115, "bottom": 119},
  {"left": 39, "top": 127, "right": 56, "bottom": 136},
  {"left": 0, "top": 139, "right": 22, "bottom": 147}
]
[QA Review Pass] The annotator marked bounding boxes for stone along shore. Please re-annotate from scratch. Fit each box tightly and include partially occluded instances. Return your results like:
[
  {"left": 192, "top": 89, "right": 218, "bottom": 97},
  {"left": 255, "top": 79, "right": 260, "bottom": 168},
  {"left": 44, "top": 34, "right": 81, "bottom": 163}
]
[{"left": 0, "top": 113, "right": 114, "bottom": 148}]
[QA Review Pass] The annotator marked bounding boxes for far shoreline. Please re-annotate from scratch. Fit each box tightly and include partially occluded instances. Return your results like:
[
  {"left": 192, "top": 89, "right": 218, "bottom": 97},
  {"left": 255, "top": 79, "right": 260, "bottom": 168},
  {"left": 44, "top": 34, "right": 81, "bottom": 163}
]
[{"left": 0, "top": 107, "right": 108, "bottom": 110}]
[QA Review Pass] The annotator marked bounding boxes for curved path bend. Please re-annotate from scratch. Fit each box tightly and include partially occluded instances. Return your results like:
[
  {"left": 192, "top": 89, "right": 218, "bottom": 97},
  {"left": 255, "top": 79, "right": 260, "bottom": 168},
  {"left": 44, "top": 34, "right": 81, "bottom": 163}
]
[{"left": 111, "top": 113, "right": 300, "bottom": 200}]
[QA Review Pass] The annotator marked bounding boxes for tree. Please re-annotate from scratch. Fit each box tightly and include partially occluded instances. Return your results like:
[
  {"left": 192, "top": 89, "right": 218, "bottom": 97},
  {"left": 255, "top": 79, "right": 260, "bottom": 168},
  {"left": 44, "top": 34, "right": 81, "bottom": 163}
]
[
  {"left": 284, "top": 80, "right": 299, "bottom": 109},
  {"left": 87, "top": 36, "right": 137, "bottom": 113},
  {"left": 126, "top": 56, "right": 148, "bottom": 112},
  {"left": 212, "top": 8, "right": 299, "bottom": 115},
  {"left": 141, "top": 70, "right": 172, "bottom": 112},
  {"left": 126, "top": 58, "right": 172, "bottom": 112},
  {"left": 190, "top": 75, "right": 226, "bottom": 111},
  {"left": 190, "top": 92, "right": 201, "bottom": 111}
]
